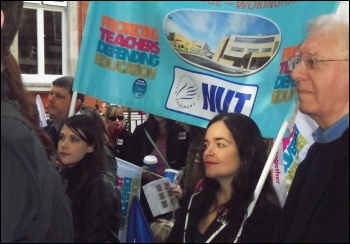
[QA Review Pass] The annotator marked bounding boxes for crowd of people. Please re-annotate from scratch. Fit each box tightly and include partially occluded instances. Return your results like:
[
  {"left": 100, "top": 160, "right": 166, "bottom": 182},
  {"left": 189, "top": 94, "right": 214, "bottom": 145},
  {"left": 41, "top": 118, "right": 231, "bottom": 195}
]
[{"left": 1, "top": 1, "right": 348, "bottom": 243}]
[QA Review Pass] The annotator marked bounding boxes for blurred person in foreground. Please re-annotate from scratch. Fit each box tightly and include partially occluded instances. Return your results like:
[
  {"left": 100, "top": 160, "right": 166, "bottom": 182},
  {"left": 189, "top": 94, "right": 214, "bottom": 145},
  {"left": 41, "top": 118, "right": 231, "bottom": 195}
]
[
  {"left": 271, "top": 14, "right": 349, "bottom": 243},
  {"left": 167, "top": 113, "right": 281, "bottom": 243},
  {"left": 1, "top": 1, "right": 73, "bottom": 242}
]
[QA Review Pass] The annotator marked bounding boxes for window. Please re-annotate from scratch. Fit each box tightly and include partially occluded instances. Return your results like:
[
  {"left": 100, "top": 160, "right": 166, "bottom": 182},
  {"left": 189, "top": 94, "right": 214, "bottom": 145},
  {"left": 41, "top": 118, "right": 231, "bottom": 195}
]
[
  {"left": 42, "top": 1, "right": 67, "bottom": 7},
  {"left": 231, "top": 47, "right": 244, "bottom": 52},
  {"left": 17, "top": 8, "right": 38, "bottom": 74},
  {"left": 247, "top": 48, "right": 259, "bottom": 53},
  {"left": 234, "top": 36, "right": 275, "bottom": 43},
  {"left": 11, "top": 1, "right": 67, "bottom": 84}
]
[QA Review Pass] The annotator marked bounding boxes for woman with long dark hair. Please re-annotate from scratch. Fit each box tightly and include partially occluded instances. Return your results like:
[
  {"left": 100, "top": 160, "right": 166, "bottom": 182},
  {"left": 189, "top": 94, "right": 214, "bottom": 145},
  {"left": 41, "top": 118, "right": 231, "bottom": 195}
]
[
  {"left": 167, "top": 113, "right": 281, "bottom": 243},
  {"left": 58, "top": 115, "right": 121, "bottom": 243}
]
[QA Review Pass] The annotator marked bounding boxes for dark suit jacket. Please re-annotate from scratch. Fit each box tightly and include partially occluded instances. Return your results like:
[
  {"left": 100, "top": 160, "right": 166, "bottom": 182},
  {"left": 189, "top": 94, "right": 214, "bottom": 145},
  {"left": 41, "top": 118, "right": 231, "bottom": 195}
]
[
  {"left": 271, "top": 128, "right": 349, "bottom": 243},
  {"left": 43, "top": 123, "right": 61, "bottom": 149}
]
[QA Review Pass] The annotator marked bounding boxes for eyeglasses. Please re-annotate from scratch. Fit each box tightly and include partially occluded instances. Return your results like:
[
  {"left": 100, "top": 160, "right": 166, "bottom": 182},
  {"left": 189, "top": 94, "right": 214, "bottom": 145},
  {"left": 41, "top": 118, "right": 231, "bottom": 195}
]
[
  {"left": 288, "top": 56, "right": 349, "bottom": 71},
  {"left": 108, "top": 115, "right": 124, "bottom": 121}
]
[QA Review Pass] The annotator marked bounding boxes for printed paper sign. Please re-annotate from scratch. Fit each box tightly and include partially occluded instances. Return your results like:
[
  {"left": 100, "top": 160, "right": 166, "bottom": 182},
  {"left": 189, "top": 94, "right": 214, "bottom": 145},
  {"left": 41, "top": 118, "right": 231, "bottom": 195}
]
[{"left": 142, "top": 178, "right": 180, "bottom": 217}]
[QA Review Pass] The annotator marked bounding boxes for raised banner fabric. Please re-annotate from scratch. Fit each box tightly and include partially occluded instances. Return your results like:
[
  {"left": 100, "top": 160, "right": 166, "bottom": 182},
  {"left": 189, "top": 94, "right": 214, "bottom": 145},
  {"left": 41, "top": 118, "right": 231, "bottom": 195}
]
[
  {"left": 73, "top": 1, "right": 340, "bottom": 138},
  {"left": 116, "top": 158, "right": 142, "bottom": 242}
]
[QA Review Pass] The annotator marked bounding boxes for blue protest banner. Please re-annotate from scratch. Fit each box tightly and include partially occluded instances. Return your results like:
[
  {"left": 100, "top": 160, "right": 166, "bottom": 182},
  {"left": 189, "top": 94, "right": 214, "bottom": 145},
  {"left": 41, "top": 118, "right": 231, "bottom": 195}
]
[
  {"left": 74, "top": 1, "right": 340, "bottom": 138},
  {"left": 126, "top": 197, "right": 155, "bottom": 243}
]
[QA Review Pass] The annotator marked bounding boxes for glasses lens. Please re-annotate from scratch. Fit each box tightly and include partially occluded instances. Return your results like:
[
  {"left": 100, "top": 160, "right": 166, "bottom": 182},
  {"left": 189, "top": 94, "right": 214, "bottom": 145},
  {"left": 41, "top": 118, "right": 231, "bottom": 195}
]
[
  {"left": 288, "top": 57, "right": 297, "bottom": 70},
  {"left": 109, "top": 116, "right": 124, "bottom": 121},
  {"left": 307, "top": 57, "right": 317, "bottom": 70}
]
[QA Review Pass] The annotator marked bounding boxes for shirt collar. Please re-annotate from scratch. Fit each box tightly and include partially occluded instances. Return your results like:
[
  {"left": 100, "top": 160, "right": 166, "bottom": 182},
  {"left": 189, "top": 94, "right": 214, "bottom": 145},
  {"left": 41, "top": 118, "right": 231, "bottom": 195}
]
[
  {"left": 312, "top": 114, "right": 349, "bottom": 143},
  {"left": 54, "top": 124, "right": 63, "bottom": 132}
]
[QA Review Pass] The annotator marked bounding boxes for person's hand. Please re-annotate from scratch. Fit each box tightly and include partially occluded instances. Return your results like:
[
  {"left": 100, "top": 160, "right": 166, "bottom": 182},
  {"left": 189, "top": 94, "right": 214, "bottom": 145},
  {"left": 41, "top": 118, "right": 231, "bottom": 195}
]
[
  {"left": 166, "top": 182, "right": 183, "bottom": 200},
  {"left": 177, "top": 169, "right": 184, "bottom": 185},
  {"left": 141, "top": 166, "right": 163, "bottom": 180},
  {"left": 141, "top": 165, "right": 153, "bottom": 180}
]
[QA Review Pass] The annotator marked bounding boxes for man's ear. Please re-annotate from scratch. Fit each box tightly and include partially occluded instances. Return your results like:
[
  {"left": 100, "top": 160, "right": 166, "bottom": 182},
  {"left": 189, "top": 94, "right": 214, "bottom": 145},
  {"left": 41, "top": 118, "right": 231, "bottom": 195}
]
[
  {"left": 75, "top": 99, "right": 82, "bottom": 110},
  {"left": 1, "top": 10, "right": 5, "bottom": 28}
]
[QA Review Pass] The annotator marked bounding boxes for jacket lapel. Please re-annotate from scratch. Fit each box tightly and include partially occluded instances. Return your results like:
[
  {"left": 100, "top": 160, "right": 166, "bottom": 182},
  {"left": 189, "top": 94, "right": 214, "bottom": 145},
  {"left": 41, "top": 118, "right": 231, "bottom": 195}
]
[{"left": 288, "top": 139, "right": 345, "bottom": 240}]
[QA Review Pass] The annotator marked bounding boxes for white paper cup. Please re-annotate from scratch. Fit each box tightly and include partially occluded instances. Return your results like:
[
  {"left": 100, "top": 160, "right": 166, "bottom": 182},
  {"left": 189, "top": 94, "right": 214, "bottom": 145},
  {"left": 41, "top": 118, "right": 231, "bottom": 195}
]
[
  {"left": 163, "top": 169, "right": 179, "bottom": 184},
  {"left": 143, "top": 155, "right": 157, "bottom": 172}
]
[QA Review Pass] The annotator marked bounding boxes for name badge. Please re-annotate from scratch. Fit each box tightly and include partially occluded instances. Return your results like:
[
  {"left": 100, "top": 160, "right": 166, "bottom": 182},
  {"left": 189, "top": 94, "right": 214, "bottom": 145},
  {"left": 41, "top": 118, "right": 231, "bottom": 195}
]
[
  {"left": 178, "top": 132, "right": 186, "bottom": 140},
  {"left": 117, "top": 139, "right": 124, "bottom": 145}
]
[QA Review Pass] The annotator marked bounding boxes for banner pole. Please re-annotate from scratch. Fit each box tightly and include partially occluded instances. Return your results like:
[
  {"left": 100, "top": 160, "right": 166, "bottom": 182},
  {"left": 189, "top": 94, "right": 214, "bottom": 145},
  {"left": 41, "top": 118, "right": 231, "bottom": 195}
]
[
  {"left": 68, "top": 91, "right": 78, "bottom": 117},
  {"left": 233, "top": 101, "right": 299, "bottom": 242}
]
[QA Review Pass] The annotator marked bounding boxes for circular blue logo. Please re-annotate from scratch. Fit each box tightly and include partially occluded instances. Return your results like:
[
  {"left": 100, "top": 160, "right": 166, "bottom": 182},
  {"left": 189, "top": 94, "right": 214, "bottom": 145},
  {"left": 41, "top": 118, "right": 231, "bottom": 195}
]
[{"left": 132, "top": 78, "right": 147, "bottom": 98}]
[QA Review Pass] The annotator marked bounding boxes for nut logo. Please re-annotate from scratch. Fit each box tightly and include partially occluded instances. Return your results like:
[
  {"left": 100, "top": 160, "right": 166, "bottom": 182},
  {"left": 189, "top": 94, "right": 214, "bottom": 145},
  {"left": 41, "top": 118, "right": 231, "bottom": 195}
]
[{"left": 174, "top": 73, "right": 200, "bottom": 109}]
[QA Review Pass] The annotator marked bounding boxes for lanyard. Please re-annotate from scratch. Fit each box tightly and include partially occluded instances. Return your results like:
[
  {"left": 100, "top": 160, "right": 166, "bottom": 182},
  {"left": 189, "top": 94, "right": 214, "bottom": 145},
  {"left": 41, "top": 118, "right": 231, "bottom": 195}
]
[
  {"left": 144, "top": 128, "right": 172, "bottom": 169},
  {"left": 183, "top": 193, "right": 227, "bottom": 243}
]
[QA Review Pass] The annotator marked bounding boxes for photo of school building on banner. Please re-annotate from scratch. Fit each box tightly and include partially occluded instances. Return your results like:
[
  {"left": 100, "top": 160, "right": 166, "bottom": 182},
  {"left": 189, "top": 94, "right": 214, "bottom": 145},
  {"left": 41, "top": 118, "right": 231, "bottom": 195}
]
[{"left": 73, "top": 1, "right": 339, "bottom": 139}]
